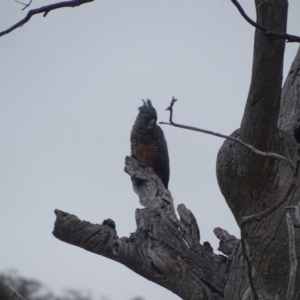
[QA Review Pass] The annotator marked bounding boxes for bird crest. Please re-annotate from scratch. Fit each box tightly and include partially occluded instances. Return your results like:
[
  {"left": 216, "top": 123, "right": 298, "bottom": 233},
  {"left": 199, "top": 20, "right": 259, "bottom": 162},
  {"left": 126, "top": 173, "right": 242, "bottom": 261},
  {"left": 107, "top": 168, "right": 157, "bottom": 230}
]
[
  {"left": 138, "top": 99, "right": 157, "bottom": 120},
  {"left": 142, "top": 99, "right": 153, "bottom": 108}
]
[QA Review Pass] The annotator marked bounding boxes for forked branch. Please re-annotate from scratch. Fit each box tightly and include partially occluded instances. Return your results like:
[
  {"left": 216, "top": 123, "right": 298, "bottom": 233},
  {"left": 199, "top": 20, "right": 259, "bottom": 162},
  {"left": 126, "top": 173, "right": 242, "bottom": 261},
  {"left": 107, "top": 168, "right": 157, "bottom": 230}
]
[
  {"left": 0, "top": 0, "right": 94, "bottom": 37},
  {"left": 53, "top": 156, "right": 228, "bottom": 300},
  {"left": 231, "top": 0, "right": 300, "bottom": 43}
]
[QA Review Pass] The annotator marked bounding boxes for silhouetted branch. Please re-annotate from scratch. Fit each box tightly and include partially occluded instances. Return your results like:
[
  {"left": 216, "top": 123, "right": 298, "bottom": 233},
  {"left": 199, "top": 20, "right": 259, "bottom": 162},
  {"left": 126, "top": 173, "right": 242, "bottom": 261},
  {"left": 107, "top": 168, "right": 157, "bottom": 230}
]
[
  {"left": 0, "top": 279, "right": 26, "bottom": 300},
  {"left": 0, "top": 0, "right": 93, "bottom": 37},
  {"left": 230, "top": 0, "right": 300, "bottom": 43},
  {"left": 15, "top": 0, "right": 32, "bottom": 11},
  {"left": 160, "top": 97, "right": 295, "bottom": 170}
]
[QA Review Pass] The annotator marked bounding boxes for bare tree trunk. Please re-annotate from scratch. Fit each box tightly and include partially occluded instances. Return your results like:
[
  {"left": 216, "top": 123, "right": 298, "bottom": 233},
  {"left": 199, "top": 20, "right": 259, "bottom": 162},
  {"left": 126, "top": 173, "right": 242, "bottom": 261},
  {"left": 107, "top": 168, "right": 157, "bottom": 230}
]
[
  {"left": 53, "top": 1, "right": 300, "bottom": 299},
  {"left": 217, "top": 1, "right": 300, "bottom": 299}
]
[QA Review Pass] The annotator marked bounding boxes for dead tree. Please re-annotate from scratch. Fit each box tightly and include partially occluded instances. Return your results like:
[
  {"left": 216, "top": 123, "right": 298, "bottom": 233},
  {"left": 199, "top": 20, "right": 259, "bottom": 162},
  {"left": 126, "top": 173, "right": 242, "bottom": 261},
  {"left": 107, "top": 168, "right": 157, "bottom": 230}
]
[
  {"left": 52, "top": 1, "right": 300, "bottom": 299},
  {"left": 22, "top": 0, "right": 300, "bottom": 299}
]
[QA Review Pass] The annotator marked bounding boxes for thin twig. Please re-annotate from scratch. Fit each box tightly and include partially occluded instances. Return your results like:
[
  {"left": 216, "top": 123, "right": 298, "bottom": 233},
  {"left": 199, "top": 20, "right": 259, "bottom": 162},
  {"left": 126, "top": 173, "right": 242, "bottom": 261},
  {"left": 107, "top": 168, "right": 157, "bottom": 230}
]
[
  {"left": 160, "top": 97, "right": 295, "bottom": 170},
  {"left": 231, "top": 0, "right": 300, "bottom": 43},
  {"left": 0, "top": 0, "right": 94, "bottom": 37},
  {"left": 256, "top": 0, "right": 269, "bottom": 10},
  {"left": 15, "top": 0, "right": 32, "bottom": 11},
  {"left": 285, "top": 211, "right": 297, "bottom": 300}
]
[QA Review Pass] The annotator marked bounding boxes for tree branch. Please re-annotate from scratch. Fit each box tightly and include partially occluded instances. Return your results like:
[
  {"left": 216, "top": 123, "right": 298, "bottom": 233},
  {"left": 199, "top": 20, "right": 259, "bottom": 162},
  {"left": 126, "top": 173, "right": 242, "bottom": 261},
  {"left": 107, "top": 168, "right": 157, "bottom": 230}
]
[
  {"left": 231, "top": 0, "right": 300, "bottom": 43},
  {"left": 240, "top": 230, "right": 258, "bottom": 300},
  {"left": 236, "top": 181, "right": 296, "bottom": 300},
  {"left": 53, "top": 156, "right": 228, "bottom": 300},
  {"left": 15, "top": 0, "right": 32, "bottom": 11},
  {"left": 160, "top": 97, "right": 295, "bottom": 170},
  {"left": 0, "top": 0, "right": 94, "bottom": 37}
]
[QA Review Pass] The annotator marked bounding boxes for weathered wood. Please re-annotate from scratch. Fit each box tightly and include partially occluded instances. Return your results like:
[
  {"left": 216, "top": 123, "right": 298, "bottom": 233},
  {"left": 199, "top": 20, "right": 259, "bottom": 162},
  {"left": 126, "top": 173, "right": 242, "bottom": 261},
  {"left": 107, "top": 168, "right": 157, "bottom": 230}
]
[
  {"left": 52, "top": 1, "right": 300, "bottom": 299},
  {"left": 213, "top": 227, "right": 239, "bottom": 257},
  {"left": 216, "top": 0, "right": 300, "bottom": 298},
  {"left": 53, "top": 156, "right": 228, "bottom": 300}
]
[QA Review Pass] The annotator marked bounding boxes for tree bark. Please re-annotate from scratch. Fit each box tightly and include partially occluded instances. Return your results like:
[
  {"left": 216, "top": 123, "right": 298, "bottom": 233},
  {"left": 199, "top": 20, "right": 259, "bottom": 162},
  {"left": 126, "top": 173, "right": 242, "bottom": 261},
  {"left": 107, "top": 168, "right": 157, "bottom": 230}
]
[
  {"left": 53, "top": 156, "right": 236, "bottom": 300},
  {"left": 53, "top": 1, "right": 300, "bottom": 300},
  {"left": 217, "top": 1, "right": 300, "bottom": 299}
]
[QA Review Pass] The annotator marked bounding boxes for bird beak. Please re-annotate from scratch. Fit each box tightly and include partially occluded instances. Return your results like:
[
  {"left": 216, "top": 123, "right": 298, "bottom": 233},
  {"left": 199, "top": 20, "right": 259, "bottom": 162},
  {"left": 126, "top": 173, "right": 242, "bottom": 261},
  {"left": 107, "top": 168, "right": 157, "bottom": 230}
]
[{"left": 148, "top": 119, "right": 156, "bottom": 129}]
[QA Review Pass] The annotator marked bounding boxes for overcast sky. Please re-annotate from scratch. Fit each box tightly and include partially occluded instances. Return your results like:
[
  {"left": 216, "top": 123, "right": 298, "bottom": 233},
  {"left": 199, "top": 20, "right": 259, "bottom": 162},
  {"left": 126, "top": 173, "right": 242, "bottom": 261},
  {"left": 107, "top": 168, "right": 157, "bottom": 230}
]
[{"left": 1, "top": 1, "right": 300, "bottom": 299}]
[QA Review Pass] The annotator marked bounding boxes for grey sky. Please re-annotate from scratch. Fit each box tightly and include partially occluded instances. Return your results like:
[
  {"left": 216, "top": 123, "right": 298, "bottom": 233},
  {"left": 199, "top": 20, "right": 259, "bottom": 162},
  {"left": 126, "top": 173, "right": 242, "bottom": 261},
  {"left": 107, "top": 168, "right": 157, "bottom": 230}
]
[{"left": 1, "top": 1, "right": 300, "bottom": 299}]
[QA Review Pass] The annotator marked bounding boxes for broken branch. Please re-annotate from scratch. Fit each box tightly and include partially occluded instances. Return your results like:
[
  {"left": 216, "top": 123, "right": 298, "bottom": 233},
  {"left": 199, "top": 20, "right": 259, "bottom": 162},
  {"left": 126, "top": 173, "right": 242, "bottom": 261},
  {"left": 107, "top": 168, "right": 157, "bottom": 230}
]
[{"left": 15, "top": 0, "right": 32, "bottom": 11}]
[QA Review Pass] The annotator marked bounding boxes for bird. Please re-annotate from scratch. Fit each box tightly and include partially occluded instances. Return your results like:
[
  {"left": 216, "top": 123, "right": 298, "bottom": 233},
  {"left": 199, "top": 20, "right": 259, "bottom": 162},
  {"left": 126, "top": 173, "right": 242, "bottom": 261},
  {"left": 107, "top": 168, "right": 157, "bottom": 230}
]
[{"left": 130, "top": 99, "right": 170, "bottom": 188}]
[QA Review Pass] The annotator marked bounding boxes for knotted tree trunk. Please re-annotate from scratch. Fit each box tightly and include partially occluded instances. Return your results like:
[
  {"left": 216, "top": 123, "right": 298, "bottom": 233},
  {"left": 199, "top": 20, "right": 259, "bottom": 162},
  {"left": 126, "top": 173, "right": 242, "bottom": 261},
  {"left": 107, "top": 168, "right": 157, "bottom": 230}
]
[
  {"left": 217, "top": 1, "right": 300, "bottom": 299},
  {"left": 52, "top": 1, "right": 300, "bottom": 299}
]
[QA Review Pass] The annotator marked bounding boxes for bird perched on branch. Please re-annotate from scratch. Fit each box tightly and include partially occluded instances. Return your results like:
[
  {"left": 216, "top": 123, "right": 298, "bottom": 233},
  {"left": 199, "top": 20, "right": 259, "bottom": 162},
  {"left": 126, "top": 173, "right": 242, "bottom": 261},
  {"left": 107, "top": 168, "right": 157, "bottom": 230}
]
[{"left": 130, "top": 100, "right": 170, "bottom": 188}]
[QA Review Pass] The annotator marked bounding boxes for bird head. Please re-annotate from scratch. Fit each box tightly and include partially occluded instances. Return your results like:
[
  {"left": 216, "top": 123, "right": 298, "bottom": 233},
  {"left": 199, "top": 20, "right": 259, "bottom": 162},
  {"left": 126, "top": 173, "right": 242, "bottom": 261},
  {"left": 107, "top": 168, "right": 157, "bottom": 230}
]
[{"left": 134, "top": 99, "right": 157, "bottom": 133}]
